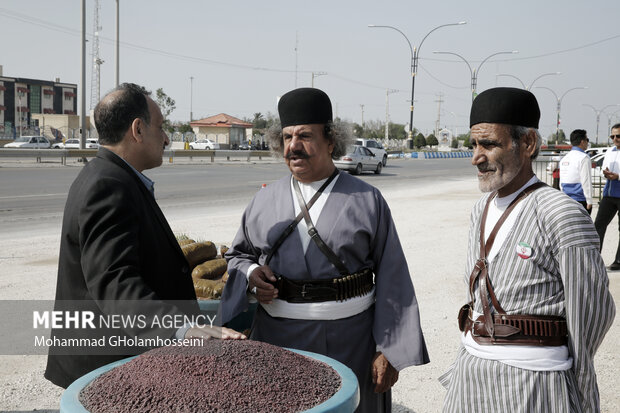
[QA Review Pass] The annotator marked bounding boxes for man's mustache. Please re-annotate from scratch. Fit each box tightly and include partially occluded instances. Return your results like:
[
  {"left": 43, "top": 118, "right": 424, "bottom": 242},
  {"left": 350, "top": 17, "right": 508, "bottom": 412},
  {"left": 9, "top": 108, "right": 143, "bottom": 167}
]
[
  {"left": 285, "top": 150, "right": 310, "bottom": 160},
  {"left": 477, "top": 163, "right": 496, "bottom": 173}
]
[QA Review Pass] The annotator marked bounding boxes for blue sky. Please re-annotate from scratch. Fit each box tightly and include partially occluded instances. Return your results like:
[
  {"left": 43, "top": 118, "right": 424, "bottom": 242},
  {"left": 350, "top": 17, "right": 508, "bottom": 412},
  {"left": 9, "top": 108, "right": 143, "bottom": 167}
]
[{"left": 1, "top": 0, "right": 619, "bottom": 142}]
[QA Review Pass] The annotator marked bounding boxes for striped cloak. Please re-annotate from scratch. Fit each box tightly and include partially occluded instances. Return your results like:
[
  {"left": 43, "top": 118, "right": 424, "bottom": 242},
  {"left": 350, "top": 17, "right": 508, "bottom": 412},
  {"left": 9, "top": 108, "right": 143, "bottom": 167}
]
[{"left": 440, "top": 183, "right": 615, "bottom": 413}]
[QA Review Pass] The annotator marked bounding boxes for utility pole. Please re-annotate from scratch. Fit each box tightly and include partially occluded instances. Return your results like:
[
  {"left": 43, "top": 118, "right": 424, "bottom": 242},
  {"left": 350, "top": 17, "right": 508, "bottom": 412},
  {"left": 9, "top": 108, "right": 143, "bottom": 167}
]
[
  {"left": 294, "top": 32, "right": 298, "bottom": 88},
  {"left": 189, "top": 76, "right": 194, "bottom": 121},
  {"left": 115, "top": 0, "right": 119, "bottom": 87},
  {"left": 80, "top": 0, "right": 87, "bottom": 149},
  {"left": 434, "top": 94, "right": 444, "bottom": 139},
  {"left": 385, "top": 89, "right": 398, "bottom": 140},
  {"left": 90, "top": 0, "right": 103, "bottom": 110},
  {"left": 360, "top": 104, "right": 365, "bottom": 128}
]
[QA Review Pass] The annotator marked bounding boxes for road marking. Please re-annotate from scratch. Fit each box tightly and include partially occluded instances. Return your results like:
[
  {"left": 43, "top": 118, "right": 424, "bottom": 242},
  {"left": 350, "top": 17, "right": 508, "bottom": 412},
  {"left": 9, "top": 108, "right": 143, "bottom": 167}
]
[{"left": 0, "top": 193, "right": 66, "bottom": 200}]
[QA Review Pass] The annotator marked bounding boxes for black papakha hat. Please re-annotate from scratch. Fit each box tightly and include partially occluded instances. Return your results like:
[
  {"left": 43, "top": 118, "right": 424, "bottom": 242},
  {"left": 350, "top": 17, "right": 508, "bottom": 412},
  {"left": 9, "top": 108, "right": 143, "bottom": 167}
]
[
  {"left": 470, "top": 87, "right": 540, "bottom": 129},
  {"left": 278, "top": 88, "right": 333, "bottom": 128}
]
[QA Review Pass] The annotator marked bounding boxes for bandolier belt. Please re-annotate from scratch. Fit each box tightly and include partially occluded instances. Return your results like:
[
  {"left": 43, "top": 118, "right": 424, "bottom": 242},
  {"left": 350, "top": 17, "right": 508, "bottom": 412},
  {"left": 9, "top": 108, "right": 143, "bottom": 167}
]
[
  {"left": 459, "top": 181, "right": 568, "bottom": 347},
  {"left": 272, "top": 268, "right": 374, "bottom": 303},
  {"left": 263, "top": 169, "right": 375, "bottom": 304}
]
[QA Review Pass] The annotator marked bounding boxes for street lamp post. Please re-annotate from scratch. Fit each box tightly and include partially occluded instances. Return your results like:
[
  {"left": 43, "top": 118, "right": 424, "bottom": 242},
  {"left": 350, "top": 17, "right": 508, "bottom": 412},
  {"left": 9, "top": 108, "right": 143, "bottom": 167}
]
[
  {"left": 433, "top": 50, "right": 518, "bottom": 102},
  {"left": 311, "top": 72, "right": 327, "bottom": 88},
  {"left": 607, "top": 109, "right": 620, "bottom": 136},
  {"left": 368, "top": 21, "right": 466, "bottom": 139},
  {"left": 536, "top": 86, "right": 588, "bottom": 144},
  {"left": 583, "top": 104, "right": 620, "bottom": 144},
  {"left": 496, "top": 72, "right": 561, "bottom": 90}
]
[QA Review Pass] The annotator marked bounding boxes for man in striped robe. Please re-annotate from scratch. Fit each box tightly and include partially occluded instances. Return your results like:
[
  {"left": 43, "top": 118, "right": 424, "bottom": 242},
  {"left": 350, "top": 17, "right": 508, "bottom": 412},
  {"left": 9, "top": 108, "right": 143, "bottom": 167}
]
[{"left": 440, "top": 88, "right": 615, "bottom": 412}]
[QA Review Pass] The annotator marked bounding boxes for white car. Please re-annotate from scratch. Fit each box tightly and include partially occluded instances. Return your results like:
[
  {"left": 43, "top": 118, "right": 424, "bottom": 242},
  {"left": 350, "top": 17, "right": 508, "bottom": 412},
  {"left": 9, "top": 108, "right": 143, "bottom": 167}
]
[
  {"left": 189, "top": 139, "right": 220, "bottom": 150},
  {"left": 354, "top": 138, "right": 388, "bottom": 166},
  {"left": 4, "top": 136, "right": 51, "bottom": 149},
  {"left": 51, "top": 138, "right": 99, "bottom": 149},
  {"left": 334, "top": 145, "right": 382, "bottom": 175}
]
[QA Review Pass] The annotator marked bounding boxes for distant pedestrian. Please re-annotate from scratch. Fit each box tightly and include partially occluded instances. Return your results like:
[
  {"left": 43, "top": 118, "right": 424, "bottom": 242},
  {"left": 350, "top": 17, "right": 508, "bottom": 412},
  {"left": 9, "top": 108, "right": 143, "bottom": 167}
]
[
  {"left": 559, "top": 129, "right": 592, "bottom": 214},
  {"left": 594, "top": 122, "right": 620, "bottom": 270}
]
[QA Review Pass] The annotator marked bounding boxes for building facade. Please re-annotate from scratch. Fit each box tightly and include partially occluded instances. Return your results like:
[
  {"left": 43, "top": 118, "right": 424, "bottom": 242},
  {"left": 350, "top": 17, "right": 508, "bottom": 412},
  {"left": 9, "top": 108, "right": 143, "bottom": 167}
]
[
  {"left": 190, "top": 113, "right": 253, "bottom": 149},
  {"left": 0, "top": 67, "right": 77, "bottom": 138}
]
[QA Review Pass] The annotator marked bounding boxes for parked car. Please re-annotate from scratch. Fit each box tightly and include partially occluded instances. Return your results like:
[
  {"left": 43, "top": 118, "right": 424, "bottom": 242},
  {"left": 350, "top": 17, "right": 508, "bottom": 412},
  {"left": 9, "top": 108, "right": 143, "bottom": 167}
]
[
  {"left": 189, "top": 139, "right": 220, "bottom": 150},
  {"left": 52, "top": 138, "right": 99, "bottom": 149},
  {"left": 591, "top": 152, "right": 606, "bottom": 181},
  {"left": 3, "top": 135, "right": 51, "bottom": 149},
  {"left": 354, "top": 138, "right": 388, "bottom": 166},
  {"left": 334, "top": 145, "right": 382, "bottom": 175},
  {"left": 585, "top": 147, "right": 612, "bottom": 158}
]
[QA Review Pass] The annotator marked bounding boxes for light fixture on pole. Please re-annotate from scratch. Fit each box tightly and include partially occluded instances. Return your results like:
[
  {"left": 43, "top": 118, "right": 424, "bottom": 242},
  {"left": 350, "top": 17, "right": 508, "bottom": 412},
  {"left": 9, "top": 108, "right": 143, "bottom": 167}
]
[
  {"left": 583, "top": 103, "right": 620, "bottom": 144},
  {"left": 496, "top": 72, "right": 561, "bottom": 90},
  {"left": 433, "top": 50, "right": 518, "bottom": 101},
  {"left": 311, "top": 72, "right": 327, "bottom": 88},
  {"left": 368, "top": 21, "right": 466, "bottom": 139},
  {"left": 536, "top": 86, "right": 588, "bottom": 144}
]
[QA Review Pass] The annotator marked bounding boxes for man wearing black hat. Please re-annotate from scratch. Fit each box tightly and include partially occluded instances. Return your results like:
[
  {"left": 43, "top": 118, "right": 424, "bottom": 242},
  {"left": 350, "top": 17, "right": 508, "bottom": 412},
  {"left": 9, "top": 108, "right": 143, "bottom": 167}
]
[
  {"left": 440, "top": 87, "right": 615, "bottom": 412},
  {"left": 220, "top": 87, "right": 429, "bottom": 413}
]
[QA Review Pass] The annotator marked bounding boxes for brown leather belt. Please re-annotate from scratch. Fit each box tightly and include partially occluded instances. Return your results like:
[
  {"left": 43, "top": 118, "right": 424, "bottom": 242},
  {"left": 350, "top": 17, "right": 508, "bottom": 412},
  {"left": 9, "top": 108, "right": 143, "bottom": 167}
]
[
  {"left": 458, "top": 303, "right": 568, "bottom": 346},
  {"left": 273, "top": 268, "right": 374, "bottom": 303}
]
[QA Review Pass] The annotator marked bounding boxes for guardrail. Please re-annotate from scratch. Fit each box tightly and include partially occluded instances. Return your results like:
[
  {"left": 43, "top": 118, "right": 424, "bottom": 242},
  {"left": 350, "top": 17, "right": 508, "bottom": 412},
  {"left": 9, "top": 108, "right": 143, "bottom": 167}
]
[{"left": 0, "top": 148, "right": 273, "bottom": 165}]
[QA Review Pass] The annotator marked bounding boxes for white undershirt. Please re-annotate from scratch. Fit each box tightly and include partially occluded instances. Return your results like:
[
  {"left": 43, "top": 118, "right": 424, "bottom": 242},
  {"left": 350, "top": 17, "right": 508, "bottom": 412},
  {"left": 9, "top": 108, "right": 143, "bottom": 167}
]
[
  {"left": 462, "top": 176, "right": 572, "bottom": 371},
  {"left": 248, "top": 174, "right": 375, "bottom": 320}
]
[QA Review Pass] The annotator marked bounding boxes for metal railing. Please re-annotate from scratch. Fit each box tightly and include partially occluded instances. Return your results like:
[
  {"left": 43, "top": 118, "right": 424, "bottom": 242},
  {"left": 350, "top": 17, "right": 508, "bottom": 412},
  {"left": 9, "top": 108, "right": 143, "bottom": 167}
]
[{"left": 0, "top": 148, "right": 274, "bottom": 165}]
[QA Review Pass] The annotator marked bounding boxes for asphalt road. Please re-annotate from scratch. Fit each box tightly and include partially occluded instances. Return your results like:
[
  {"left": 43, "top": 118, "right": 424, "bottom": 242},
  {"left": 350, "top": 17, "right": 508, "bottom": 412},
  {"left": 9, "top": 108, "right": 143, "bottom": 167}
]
[{"left": 0, "top": 157, "right": 475, "bottom": 234}]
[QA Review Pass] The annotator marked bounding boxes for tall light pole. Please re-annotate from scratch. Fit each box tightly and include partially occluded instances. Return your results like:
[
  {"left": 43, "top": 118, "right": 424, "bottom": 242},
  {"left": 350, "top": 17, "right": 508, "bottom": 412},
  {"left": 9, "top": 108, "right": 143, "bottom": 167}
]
[
  {"left": 434, "top": 50, "right": 518, "bottom": 101},
  {"left": 496, "top": 72, "right": 561, "bottom": 90},
  {"left": 368, "top": 21, "right": 466, "bottom": 139},
  {"left": 80, "top": 0, "right": 87, "bottom": 148},
  {"left": 311, "top": 72, "right": 327, "bottom": 88},
  {"left": 385, "top": 89, "right": 398, "bottom": 140},
  {"left": 536, "top": 86, "right": 587, "bottom": 144},
  {"left": 606, "top": 109, "right": 620, "bottom": 136},
  {"left": 583, "top": 104, "right": 620, "bottom": 144}
]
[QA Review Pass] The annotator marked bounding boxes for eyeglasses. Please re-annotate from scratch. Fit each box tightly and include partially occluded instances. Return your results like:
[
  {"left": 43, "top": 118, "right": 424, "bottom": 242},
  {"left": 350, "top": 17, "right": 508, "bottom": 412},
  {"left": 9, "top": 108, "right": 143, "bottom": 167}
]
[{"left": 611, "top": 134, "right": 620, "bottom": 139}]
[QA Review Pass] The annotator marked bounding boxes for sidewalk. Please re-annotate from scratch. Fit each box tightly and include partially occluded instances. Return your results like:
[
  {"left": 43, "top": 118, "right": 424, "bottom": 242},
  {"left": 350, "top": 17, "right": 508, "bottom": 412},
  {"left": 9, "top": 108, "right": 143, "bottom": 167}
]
[{"left": 0, "top": 177, "right": 617, "bottom": 412}]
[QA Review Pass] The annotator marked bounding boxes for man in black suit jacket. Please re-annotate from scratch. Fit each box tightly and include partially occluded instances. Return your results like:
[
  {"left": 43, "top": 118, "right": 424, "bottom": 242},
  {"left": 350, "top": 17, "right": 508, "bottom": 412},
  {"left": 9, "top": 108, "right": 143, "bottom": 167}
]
[{"left": 45, "top": 83, "right": 244, "bottom": 389}]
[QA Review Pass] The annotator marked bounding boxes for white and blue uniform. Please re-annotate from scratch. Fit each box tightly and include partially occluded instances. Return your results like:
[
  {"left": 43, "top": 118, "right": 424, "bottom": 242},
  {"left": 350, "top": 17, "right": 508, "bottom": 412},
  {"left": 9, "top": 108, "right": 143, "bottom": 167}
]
[
  {"left": 559, "top": 146, "right": 592, "bottom": 206},
  {"left": 601, "top": 146, "right": 620, "bottom": 197}
]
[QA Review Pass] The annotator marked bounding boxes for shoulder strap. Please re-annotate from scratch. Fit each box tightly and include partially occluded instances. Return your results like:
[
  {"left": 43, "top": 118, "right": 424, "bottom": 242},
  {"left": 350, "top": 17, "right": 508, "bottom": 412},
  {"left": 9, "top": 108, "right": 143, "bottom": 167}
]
[
  {"left": 293, "top": 176, "right": 349, "bottom": 275},
  {"left": 264, "top": 168, "right": 339, "bottom": 267},
  {"left": 469, "top": 180, "right": 546, "bottom": 336}
]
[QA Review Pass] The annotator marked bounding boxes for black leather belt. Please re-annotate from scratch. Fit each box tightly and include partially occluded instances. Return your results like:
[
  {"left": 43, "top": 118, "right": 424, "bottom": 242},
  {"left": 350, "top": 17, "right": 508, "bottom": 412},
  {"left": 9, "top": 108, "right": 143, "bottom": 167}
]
[{"left": 273, "top": 268, "right": 374, "bottom": 303}]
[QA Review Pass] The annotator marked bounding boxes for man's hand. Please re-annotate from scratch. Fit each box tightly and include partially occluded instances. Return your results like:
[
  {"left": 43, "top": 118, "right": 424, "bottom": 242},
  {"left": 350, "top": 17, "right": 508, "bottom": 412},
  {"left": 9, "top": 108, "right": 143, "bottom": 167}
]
[
  {"left": 603, "top": 168, "right": 619, "bottom": 180},
  {"left": 185, "top": 325, "right": 246, "bottom": 340},
  {"left": 371, "top": 352, "right": 399, "bottom": 393},
  {"left": 248, "top": 265, "right": 278, "bottom": 304}
]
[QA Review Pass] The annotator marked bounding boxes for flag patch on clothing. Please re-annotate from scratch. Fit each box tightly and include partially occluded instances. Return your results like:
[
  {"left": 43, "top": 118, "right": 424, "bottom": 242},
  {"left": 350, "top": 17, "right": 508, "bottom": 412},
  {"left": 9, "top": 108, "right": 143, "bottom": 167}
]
[{"left": 516, "top": 241, "right": 532, "bottom": 259}]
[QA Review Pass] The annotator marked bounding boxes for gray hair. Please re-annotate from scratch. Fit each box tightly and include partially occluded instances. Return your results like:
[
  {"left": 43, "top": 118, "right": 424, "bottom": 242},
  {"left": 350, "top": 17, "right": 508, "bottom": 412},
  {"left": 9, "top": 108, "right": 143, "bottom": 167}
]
[
  {"left": 265, "top": 120, "right": 354, "bottom": 159},
  {"left": 510, "top": 125, "right": 542, "bottom": 160}
]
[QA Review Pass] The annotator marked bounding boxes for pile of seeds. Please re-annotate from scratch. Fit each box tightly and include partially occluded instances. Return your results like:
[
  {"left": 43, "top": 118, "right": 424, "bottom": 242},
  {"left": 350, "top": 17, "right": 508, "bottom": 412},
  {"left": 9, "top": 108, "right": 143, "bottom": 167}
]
[{"left": 80, "top": 340, "right": 341, "bottom": 412}]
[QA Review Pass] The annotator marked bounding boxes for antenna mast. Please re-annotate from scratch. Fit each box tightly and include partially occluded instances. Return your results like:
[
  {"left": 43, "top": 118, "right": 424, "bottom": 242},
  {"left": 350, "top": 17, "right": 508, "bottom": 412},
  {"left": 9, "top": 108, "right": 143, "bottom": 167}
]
[{"left": 90, "top": 0, "right": 104, "bottom": 109}]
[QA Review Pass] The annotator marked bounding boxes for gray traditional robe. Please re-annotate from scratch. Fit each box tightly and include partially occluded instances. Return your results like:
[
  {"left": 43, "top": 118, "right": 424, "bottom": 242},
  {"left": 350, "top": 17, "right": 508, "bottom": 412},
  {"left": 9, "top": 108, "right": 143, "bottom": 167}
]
[
  {"left": 220, "top": 171, "right": 429, "bottom": 413},
  {"left": 441, "top": 183, "right": 615, "bottom": 413}
]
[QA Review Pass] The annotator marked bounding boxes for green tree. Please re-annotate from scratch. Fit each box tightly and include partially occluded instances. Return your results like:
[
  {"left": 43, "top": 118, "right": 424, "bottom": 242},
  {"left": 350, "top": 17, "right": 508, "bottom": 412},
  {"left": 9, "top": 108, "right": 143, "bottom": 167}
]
[
  {"left": 547, "top": 129, "right": 566, "bottom": 145},
  {"left": 413, "top": 133, "right": 426, "bottom": 148},
  {"left": 388, "top": 123, "right": 408, "bottom": 140},
  {"left": 459, "top": 132, "right": 472, "bottom": 148},
  {"left": 252, "top": 112, "right": 268, "bottom": 130},
  {"left": 155, "top": 88, "right": 176, "bottom": 132},
  {"left": 451, "top": 137, "right": 459, "bottom": 149},
  {"left": 427, "top": 133, "right": 438, "bottom": 148}
]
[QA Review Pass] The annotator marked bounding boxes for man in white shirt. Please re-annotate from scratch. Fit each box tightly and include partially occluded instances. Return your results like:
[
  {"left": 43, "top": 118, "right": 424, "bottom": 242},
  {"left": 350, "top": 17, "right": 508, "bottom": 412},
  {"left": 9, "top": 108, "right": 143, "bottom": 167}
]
[
  {"left": 594, "top": 123, "right": 620, "bottom": 270},
  {"left": 559, "top": 129, "right": 593, "bottom": 214}
]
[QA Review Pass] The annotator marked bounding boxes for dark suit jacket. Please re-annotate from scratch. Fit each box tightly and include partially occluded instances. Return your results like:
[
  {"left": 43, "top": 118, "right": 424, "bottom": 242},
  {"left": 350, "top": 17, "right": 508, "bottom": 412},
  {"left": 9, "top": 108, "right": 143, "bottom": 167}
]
[{"left": 45, "top": 147, "right": 199, "bottom": 388}]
